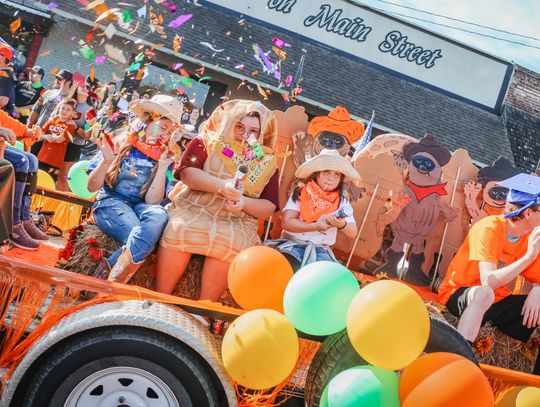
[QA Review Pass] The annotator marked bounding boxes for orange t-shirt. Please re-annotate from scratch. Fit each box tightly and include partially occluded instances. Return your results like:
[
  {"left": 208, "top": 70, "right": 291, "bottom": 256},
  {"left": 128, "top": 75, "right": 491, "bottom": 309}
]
[
  {"left": 0, "top": 109, "right": 27, "bottom": 139},
  {"left": 37, "top": 116, "right": 75, "bottom": 168},
  {"left": 439, "top": 215, "right": 540, "bottom": 305}
]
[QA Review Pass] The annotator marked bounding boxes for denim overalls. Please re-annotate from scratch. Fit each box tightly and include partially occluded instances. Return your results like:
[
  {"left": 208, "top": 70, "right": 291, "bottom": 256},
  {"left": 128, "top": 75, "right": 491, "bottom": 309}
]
[{"left": 88, "top": 148, "right": 168, "bottom": 266}]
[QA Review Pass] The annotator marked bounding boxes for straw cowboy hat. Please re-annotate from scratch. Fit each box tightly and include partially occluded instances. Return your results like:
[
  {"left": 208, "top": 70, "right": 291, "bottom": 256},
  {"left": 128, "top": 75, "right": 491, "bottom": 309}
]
[
  {"left": 129, "top": 94, "right": 183, "bottom": 125},
  {"left": 295, "top": 149, "right": 361, "bottom": 180}
]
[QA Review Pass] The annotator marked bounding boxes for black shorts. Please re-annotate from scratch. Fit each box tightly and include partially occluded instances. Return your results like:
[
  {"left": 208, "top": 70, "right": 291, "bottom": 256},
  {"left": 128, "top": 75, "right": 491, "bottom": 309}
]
[
  {"left": 446, "top": 287, "right": 535, "bottom": 342},
  {"left": 64, "top": 143, "right": 82, "bottom": 162},
  {"left": 30, "top": 140, "right": 43, "bottom": 156}
]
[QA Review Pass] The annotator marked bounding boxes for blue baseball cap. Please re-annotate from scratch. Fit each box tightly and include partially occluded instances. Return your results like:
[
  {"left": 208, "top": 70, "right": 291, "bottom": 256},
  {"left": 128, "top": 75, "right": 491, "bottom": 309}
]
[{"left": 498, "top": 173, "right": 540, "bottom": 218}]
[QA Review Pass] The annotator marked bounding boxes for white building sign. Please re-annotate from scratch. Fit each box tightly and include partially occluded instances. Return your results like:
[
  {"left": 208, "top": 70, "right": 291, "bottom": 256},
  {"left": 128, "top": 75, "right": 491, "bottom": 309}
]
[{"left": 205, "top": 0, "right": 512, "bottom": 110}]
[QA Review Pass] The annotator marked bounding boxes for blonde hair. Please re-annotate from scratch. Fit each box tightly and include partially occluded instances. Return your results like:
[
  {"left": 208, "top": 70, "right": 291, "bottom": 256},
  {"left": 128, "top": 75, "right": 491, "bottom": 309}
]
[{"left": 105, "top": 115, "right": 159, "bottom": 197}]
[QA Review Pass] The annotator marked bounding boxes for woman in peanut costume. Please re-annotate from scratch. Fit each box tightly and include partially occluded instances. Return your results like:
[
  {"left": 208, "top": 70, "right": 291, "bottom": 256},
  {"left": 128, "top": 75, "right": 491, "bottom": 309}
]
[{"left": 156, "top": 100, "right": 280, "bottom": 301}]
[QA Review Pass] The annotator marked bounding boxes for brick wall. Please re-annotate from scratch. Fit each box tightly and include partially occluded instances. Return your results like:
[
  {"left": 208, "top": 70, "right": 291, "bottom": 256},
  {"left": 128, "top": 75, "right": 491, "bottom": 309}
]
[
  {"left": 502, "top": 66, "right": 540, "bottom": 172},
  {"left": 504, "top": 66, "right": 540, "bottom": 117},
  {"left": 502, "top": 105, "right": 540, "bottom": 172}
]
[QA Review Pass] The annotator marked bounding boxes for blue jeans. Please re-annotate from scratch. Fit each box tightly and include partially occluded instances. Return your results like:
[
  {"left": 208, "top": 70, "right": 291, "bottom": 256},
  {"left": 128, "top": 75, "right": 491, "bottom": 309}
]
[
  {"left": 4, "top": 147, "right": 38, "bottom": 223},
  {"left": 289, "top": 245, "right": 336, "bottom": 264},
  {"left": 93, "top": 199, "right": 168, "bottom": 266}
]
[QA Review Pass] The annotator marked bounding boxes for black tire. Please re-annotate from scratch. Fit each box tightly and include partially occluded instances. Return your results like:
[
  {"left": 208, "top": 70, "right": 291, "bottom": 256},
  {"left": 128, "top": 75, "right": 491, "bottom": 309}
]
[
  {"left": 18, "top": 327, "right": 224, "bottom": 407},
  {"left": 304, "top": 329, "right": 367, "bottom": 407},
  {"left": 304, "top": 314, "right": 477, "bottom": 407},
  {"left": 427, "top": 314, "right": 478, "bottom": 363}
]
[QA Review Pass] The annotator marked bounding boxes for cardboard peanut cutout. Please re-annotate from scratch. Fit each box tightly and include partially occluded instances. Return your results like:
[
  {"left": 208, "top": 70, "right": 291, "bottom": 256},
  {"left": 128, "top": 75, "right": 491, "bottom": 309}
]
[
  {"left": 422, "top": 149, "right": 479, "bottom": 284},
  {"left": 333, "top": 152, "right": 406, "bottom": 268},
  {"left": 372, "top": 134, "right": 459, "bottom": 286},
  {"left": 464, "top": 157, "right": 523, "bottom": 226},
  {"left": 272, "top": 105, "right": 309, "bottom": 210},
  {"left": 306, "top": 106, "right": 364, "bottom": 158},
  {"left": 357, "top": 133, "right": 417, "bottom": 178},
  {"left": 258, "top": 106, "right": 309, "bottom": 240},
  {"left": 289, "top": 106, "right": 366, "bottom": 201}
]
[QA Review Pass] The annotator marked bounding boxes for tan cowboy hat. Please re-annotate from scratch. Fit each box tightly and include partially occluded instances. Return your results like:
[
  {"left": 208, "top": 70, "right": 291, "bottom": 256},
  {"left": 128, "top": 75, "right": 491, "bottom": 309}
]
[
  {"left": 129, "top": 94, "right": 183, "bottom": 125},
  {"left": 295, "top": 149, "right": 361, "bottom": 180}
]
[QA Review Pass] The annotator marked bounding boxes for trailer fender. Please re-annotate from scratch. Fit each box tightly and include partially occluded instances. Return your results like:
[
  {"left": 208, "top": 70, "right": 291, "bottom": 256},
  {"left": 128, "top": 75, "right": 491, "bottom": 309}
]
[{"left": 2, "top": 300, "right": 237, "bottom": 407}]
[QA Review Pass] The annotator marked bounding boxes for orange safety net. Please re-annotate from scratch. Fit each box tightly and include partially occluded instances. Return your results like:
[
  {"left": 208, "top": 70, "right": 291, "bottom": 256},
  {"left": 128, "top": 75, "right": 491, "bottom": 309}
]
[
  {"left": 0, "top": 255, "right": 242, "bottom": 386},
  {"left": 491, "top": 380, "right": 519, "bottom": 403},
  {"left": 0, "top": 266, "right": 120, "bottom": 386},
  {"left": 235, "top": 339, "right": 321, "bottom": 406}
]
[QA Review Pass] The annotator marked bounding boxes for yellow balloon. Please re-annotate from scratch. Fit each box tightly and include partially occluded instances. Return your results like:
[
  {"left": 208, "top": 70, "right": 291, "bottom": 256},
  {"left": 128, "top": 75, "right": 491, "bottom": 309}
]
[
  {"left": 346, "top": 280, "right": 430, "bottom": 370},
  {"left": 37, "top": 169, "right": 56, "bottom": 190},
  {"left": 222, "top": 309, "right": 299, "bottom": 390},
  {"left": 496, "top": 386, "right": 540, "bottom": 407}
]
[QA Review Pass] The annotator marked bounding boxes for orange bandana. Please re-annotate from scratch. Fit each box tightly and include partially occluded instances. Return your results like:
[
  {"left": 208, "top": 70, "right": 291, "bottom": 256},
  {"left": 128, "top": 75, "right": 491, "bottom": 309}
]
[
  {"left": 128, "top": 132, "right": 164, "bottom": 161},
  {"left": 407, "top": 181, "right": 448, "bottom": 202},
  {"left": 482, "top": 202, "right": 504, "bottom": 216},
  {"left": 299, "top": 181, "right": 340, "bottom": 223}
]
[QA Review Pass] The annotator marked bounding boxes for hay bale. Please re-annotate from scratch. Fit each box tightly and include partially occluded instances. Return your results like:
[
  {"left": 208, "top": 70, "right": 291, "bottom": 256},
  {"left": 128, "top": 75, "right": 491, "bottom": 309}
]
[
  {"left": 61, "top": 224, "right": 239, "bottom": 307},
  {"left": 128, "top": 253, "right": 238, "bottom": 307},
  {"left": 440, "top": 308, "right": 539, "bottom": 373},
  {"left": 61, "top": 224, "right": 121, "bottom": 275}
]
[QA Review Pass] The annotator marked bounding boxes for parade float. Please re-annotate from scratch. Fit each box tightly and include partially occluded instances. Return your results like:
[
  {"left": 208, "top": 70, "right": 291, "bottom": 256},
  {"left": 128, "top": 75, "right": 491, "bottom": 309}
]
[{"left": 0, "top": 105, "right": 538, "bottom": 406}]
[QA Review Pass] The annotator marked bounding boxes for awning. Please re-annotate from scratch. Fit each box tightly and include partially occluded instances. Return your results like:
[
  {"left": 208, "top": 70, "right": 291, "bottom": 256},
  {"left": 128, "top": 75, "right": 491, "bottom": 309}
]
[{"left": 0, "top": 0, "right": 53, "bottom": 32}]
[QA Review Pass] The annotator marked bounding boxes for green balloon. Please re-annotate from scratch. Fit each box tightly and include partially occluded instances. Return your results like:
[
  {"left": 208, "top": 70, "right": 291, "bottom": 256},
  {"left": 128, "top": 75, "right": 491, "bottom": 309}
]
[
  {"left": 14, "top": 140, "right": 24, "bottom": 151},
  {"left": 328, "top": 366, "right": 400, "bottom": 407},
  {"left": 283, "top": 261, "right": 359, "bottom": 335},
  {"left": 320, "top": 384, "right": 330, "bottom": 407},
  {"left": 67, "top": 160, "right": 96, "bottom": 199}
]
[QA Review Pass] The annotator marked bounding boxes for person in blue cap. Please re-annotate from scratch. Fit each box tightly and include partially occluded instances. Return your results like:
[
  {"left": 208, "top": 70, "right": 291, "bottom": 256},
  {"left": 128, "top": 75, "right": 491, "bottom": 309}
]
[{"left": 439, "top": 173, "right": 540, "bottom": 373}]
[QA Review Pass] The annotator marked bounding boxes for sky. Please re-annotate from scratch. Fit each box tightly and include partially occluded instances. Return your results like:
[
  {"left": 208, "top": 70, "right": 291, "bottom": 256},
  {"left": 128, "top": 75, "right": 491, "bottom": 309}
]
[{"left": 355, "top": 0, "right": 540, "bottom": 73}]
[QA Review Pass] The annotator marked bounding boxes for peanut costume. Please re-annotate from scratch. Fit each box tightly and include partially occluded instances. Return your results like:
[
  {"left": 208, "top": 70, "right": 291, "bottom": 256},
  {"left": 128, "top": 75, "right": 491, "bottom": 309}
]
[{"left": 160, "top": 100, "right": 278, "bottom": 262}]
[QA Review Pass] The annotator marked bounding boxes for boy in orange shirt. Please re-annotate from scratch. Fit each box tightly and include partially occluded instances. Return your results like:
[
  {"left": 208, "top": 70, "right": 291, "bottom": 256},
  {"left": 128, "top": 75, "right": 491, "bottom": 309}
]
[
  {"left": 439, "top": 173, "right": 540, "bottom": 373},
  {"left": 37, "top": 98, "right": 77, "bottom": 189}
]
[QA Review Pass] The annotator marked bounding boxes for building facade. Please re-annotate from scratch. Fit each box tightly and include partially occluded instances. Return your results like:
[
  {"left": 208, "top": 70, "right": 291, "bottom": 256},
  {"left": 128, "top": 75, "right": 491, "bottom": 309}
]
[{"left": 1, "top": 0, "right": 539, "bottom": 170}]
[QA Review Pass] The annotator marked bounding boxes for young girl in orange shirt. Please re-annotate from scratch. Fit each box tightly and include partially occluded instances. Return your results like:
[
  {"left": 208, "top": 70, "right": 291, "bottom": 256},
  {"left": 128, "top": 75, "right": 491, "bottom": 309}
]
[{"left": 37, "top": 98, "right": 78, "bottom": 189}]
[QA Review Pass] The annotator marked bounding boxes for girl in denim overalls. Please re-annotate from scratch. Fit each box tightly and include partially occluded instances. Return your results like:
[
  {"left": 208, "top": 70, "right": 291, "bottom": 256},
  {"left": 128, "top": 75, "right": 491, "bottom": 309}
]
[{"left": 87, "top": 95, "right": 182, "bottom": 283}]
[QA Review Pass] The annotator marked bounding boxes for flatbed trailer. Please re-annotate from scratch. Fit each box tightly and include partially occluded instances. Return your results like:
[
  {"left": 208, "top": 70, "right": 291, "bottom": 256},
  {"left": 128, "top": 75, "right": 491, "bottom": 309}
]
[{"left": 0, "top": 255, "right": 539, "bottom": 407}]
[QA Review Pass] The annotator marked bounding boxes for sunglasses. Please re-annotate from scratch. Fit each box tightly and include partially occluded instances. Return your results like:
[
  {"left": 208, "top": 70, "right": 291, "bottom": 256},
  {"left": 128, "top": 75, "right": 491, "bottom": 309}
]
[
  {"left": 411, "top": 155, "right": 436, "bottom": 172},
  {"left": 488, "top": 186, "right": 509, "bottom": 201}
]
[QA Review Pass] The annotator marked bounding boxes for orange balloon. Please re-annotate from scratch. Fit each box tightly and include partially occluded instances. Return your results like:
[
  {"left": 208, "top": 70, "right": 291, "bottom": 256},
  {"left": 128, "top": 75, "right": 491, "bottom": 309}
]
[
  {"left": 399, "top": 352, "right": 494, "bottom": 407},
  {"left": 228, "top": 246, "right": 293, "bottom": 312}
]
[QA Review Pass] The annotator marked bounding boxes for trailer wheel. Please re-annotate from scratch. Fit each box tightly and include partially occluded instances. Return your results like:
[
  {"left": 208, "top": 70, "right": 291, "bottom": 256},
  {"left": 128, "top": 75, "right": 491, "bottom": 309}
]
[
  {"left": 304, "top": 314, "right": 477, "bottom": 407},
  {"left": 21, "top": 327, "right": 222, "bottom": 407},
  {"left": 426, "top": 314, "right": 478, "bottom": 362}
]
